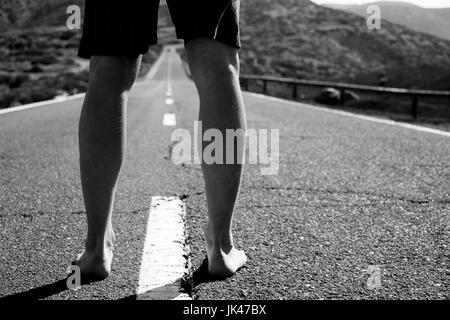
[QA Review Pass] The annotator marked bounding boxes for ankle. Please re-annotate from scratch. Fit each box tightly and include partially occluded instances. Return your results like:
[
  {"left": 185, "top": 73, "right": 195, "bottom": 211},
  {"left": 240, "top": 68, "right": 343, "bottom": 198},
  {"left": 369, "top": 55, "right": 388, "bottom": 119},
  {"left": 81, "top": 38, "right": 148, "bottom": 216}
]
[
  {"left": 85, "top": 230, "right": 115, "bottom": 255},
  {"left": 102, "top": 231, "right": 115, "bottom": 252},
  {"left": 205, "top": 223, "right": 233, "bottom": 252}
]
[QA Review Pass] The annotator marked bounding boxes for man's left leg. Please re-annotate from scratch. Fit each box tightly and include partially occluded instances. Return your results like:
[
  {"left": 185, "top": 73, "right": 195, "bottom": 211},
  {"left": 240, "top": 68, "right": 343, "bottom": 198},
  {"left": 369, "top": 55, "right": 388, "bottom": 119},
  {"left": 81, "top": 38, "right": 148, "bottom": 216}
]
[{"left": 187, "top": 38, "right": 247, "bottom": 277}]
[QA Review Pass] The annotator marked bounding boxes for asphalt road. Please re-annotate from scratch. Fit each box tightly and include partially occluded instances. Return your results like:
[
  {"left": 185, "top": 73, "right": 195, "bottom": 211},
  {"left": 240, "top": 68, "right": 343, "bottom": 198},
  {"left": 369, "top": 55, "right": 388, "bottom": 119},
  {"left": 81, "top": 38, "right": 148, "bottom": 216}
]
[{"left": 0, "top": 46, "right": 449, "bottom": 300}]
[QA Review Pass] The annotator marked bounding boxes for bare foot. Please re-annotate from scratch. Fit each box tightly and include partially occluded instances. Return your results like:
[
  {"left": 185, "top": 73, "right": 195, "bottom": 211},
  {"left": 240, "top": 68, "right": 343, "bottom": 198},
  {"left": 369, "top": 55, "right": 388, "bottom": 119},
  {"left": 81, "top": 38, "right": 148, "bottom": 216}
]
[
  {"left": 71, "top": 248, "right": 113, "bottom": 281},
  {"left": 70, "top": 231, "right": 115, "bottom": 281},
  {"left": 205, "top": 223, "right": 247, "bottom": 278}
]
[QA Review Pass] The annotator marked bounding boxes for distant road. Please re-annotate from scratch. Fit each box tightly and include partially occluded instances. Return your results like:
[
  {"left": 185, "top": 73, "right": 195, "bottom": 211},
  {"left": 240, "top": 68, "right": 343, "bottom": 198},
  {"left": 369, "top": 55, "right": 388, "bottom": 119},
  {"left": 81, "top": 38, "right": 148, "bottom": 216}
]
[{"left": 0, "top": 46, "right": 448, "bottom": 300}]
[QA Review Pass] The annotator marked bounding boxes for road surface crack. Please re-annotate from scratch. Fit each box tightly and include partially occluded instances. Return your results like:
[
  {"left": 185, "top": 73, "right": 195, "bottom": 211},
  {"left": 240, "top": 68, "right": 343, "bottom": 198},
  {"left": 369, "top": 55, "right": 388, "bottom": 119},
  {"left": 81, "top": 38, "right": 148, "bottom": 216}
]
[
  {"left": 178, "top": 191, "right": 205, "bottom": 200},
  {"left": 253, "top": 186, "right": 443, "bottom": 204}
]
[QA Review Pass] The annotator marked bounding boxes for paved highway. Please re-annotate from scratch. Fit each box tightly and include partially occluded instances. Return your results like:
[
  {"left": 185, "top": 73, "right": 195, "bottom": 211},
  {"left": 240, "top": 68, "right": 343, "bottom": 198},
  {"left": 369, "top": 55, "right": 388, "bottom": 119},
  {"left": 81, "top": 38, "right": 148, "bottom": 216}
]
[{"left": 0, "top": 46, "right": 448, "bottom": 300}]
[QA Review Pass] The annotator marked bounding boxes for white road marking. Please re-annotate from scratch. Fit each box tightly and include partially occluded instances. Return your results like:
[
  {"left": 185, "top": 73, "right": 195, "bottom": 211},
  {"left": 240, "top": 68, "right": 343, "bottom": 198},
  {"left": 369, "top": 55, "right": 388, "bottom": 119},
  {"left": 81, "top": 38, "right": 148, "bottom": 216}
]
[
  {"left": 245, "top": 92, "right": 450, "bottom": 137},
  {"left": 137, "top": 196, "right": 191, "bottom": 300},
  {"left": 145, "top": 47, "right": 167, "bottom": 81},
  {"left": 0, "top": 93, "right": 86, "bottom": 115},
  {"left": 163, "top": 113, "right": 176, "bottom": 126},
  {"left": 166, "top": 48, "right": 173, "bottom": 97},
  {"left": 166, "top": 98, "right": 174, "bottom": 105}
]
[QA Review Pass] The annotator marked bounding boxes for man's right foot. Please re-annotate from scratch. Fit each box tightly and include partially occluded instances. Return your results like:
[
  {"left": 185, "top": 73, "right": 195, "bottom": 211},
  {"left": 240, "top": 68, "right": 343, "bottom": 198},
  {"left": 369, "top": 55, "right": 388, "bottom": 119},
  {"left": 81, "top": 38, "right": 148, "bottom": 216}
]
[
  {"left": 207, "top": 247, "right": 247, "bottom": 278},
  {"left": 70, "top": 248, "right": 113, "bottom": 281},
  {"left": 70, "top": 231, "right": 115, "bottom": 281},
  {"left": 205, "top": 224, "right": 247, "bottom": 278}
]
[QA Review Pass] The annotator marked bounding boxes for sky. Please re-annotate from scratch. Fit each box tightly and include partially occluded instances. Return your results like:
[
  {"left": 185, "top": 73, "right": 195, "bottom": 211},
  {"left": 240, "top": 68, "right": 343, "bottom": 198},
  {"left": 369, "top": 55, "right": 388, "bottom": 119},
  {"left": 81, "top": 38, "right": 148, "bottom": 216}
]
[{"left": 311, "top": 0, "right": 450, "bottom": 8}]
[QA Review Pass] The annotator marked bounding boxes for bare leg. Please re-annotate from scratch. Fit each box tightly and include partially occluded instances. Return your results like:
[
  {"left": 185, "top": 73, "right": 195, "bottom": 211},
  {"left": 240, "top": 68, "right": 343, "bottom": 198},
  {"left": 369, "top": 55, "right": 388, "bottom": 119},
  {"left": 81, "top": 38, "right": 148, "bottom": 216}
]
[
  {"left": 187, "top": 39, "right": 247, "bottom": 277},
  {"left": 75, "top": 56, "right": 141, "bottom": 279}
]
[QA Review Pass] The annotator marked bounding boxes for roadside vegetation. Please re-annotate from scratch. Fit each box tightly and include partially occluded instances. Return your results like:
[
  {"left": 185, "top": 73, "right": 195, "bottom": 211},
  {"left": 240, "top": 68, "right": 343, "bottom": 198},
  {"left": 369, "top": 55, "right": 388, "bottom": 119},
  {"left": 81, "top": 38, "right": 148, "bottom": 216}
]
[
  {"left": 0, "top": 27, "right": 163, "bottom": 109},
  {"left": 0, "top": 27, "right": 87, "bottom": 108}
]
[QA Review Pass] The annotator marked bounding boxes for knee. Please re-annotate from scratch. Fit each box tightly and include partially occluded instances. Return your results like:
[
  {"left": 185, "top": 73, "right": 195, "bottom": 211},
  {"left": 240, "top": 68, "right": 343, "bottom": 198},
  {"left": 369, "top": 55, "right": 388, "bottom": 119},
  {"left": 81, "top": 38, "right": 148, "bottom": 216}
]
[
  {"left": 187, "top": 39, "right": 240, "bottom": 90},
  {"left": 89, "top": 56, "right": 141, "bottom": 92}
]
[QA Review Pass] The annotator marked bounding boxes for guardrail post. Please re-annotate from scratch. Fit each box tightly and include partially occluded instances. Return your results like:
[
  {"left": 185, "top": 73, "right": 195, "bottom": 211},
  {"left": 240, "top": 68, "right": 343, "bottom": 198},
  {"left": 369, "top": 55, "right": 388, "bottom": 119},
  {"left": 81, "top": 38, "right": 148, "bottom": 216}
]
[
  {"left": 448, "top": 97, "right": 450, "bottom": 120},
  {"left": 411, "top": 95, "right": 418, "bottom": 120},
  {"left": 239, "top": 75, "right": 450, "bottom": 116},
  {"left": 241, "top": 79, "right": 248, "bottom": 91},
  {"left": 340, "top": 89, "right": 346, "bottom": 105}
]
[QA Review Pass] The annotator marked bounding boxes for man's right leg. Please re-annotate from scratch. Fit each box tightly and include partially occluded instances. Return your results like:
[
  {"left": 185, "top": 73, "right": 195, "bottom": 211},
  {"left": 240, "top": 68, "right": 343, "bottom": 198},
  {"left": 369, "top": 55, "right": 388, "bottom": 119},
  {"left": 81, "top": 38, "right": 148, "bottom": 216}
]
[
  {"left": 75, "top": 56, "right": 141, "bottom": 279},
  {"left": 187, "top": 39, "right": 247, "bottom": 278}
]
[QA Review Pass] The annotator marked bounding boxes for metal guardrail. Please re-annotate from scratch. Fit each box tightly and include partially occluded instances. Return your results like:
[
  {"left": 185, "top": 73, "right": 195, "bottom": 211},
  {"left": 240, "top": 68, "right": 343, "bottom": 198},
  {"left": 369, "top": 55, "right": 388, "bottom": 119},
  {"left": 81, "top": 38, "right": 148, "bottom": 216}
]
[{"left": 239, "top": 75, "right": 450, "bottom": 119}]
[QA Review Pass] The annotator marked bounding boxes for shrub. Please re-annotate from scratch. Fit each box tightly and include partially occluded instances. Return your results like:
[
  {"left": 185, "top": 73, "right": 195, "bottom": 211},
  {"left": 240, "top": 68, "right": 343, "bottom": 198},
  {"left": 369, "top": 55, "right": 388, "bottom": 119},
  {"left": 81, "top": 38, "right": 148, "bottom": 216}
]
[
  {"left": 32, "top": 55, "right": 59, "bottom": 65},
  {"left": 30, "top": 88, "right": 56, "bottom": 102},
  {"left": 0, "top": 92, "right": 16, "bottom": 109},
  {"left": 9, "top": 74, "right": 31, "bottom": 89},
  {"left": 29, "top": 64, "right": 44, "bottom": 73},
  {"left": 59, "top": 30, "right": 76, "bottom": 41},
  {"left": 0, "top": 73, "right": 15, "bottom": 86}
]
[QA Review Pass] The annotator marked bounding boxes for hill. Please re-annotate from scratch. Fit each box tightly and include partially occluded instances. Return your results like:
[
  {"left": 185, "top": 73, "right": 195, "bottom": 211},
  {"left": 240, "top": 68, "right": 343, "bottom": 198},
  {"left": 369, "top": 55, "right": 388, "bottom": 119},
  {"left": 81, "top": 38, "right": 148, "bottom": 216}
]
[
  {"left": 238, "top": 0, "right": 450, "bottom": 88},
  {"left": 321, "top": 1, "right": 450, "bottom": 41},
  {"left": 0, "top": 0, "right": 162, "bottom": 109},
  {"left": 1, "top": 0, "right": 450, "bottom": 90},
  {"left": 0, "top": 0, "right": 84, "bottom": 31}
]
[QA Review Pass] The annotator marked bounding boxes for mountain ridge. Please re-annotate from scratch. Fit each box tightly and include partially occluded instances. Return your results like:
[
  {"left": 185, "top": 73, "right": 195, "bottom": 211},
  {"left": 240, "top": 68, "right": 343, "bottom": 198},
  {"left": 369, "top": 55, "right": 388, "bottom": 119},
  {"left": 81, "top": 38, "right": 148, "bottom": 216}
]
[
  {"left": 321, "top": 1, "right": 450, "bottom": 41},
  {"left": 1, "top": 0, "right": 449, "bottom": 89},
  {"left": 0, "top": 0, "right": 84, "bottom": 31},
  {"left": 238, "top": 0, "right": 450, "bottom": 89}
]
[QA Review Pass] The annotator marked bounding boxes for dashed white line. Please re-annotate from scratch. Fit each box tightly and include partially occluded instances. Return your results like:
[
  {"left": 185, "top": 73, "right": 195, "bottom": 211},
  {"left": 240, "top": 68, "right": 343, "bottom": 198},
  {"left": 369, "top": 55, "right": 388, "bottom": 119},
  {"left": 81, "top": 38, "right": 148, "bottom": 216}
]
[
  {"left": 163, "top": 113, "right": 176, "bottom": 126},
  {"left": 166, "top": 48, "right": 173, "bottom": 98},
  {"left": 136, "top": 196, "right": 191, "bottom": 300},
  {"left": 245, "top": 92, "right": 450, "bottom": 137},
  {"left": 166, "top": 98, "right": 174, "bottom": 105}
]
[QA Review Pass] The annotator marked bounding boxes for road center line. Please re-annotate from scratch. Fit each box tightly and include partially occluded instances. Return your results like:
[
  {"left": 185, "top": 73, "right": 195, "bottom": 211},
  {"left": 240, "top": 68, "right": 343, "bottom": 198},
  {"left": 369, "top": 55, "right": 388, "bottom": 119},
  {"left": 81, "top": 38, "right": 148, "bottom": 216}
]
[
  {"left": 136, "top": 196, "right": 191, "bottom": 300},
  {"left": 163, "top": 113, "right": 176, "bottom": 126},
  {"left": 166, "top": 49, "right": 173, "bottom": 97}
]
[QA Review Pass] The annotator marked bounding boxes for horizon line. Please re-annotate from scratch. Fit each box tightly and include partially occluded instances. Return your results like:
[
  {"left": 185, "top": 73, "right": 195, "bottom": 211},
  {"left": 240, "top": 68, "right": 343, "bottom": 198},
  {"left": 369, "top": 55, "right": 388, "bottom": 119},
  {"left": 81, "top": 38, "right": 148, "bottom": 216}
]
[{"left": 311, "top": 0, "right": 450, "bottom": 9}]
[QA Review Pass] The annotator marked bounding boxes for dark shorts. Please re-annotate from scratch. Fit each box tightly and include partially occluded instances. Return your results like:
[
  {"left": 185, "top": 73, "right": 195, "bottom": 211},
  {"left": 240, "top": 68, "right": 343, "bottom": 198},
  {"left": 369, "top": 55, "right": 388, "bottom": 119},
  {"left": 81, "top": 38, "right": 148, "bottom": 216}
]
[{"left": 78, "top": 0, "right": 241, "bottom": 59}]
